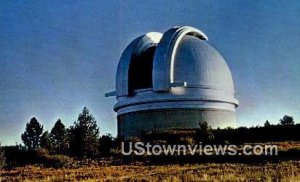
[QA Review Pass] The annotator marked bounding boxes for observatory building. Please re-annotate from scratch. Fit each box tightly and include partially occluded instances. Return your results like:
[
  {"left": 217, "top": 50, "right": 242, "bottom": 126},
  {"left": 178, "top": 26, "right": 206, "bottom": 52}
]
[{"left": 106, "top": 26, "right": 238, "bottom": 137}]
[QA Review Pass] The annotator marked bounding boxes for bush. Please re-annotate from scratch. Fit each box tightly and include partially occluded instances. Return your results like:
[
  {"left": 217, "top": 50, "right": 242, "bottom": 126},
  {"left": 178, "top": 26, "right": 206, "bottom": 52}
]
[
  {"left": 36, "top": 148, "right": 73, "bottom": 168},
  {"left": 43, "top": 154, "right": 73, "bottom": 168},
  {"left": 3, "top": 147, "right": 73, "bottom": 168}
]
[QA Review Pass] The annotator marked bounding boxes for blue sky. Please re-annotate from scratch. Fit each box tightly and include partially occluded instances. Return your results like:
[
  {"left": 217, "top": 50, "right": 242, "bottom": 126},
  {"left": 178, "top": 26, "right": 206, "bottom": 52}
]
[{"left": 1, "top": 0, "right": 300, "bottom": 145}]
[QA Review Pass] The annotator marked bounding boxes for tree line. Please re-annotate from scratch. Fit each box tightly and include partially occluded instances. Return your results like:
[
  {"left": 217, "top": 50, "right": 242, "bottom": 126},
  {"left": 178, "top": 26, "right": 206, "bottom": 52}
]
[
  {"left": 15, "top": 112, "right": 300, "bottom": 155},
  {"left": 0, "top": 112, "right": 298, "bottom": 168},
  {"left": 20, "top": 107, "right": 113, "bottom": 158}
]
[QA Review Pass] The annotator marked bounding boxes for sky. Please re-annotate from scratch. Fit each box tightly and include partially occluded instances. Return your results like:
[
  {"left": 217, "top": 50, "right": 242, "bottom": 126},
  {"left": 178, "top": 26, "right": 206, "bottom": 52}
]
[{"left": 1, "top": 0, "right": 300, "bottom": 145}]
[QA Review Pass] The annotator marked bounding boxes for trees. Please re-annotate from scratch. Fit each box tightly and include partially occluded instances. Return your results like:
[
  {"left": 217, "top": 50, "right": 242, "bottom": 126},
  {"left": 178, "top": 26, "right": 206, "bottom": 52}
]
[
  {"left": 40, "top": 131, "right": 53, "bottom": 151},
  {"left": 21, "top": 117, "right": 43, "bottom": 150},
  {"left": 51, "top": 119, "right": 68, "bottom": 154},
  {"left": 199, "top": 121, "right": 209, "bottom": 131},
  {"left": 264, "top": 120, "right": 271, "bottom": 127},
  {"left": 99, "top": 134, "right": 114, "bottom": 156},
  {"left": 280, "top": 115, "right": 295, "bottom": 126},
  {"left": 198, "top": 121, "right": 215, "bottom": 141},
  {"left": 69, "top": 107, "right": 99, "bottom": 158},
  {"left": 20, "top": 108, "right": 100, "bottom": 158},
  {"left": 40, "top": 119, "right": 68, "bottom": 154}
]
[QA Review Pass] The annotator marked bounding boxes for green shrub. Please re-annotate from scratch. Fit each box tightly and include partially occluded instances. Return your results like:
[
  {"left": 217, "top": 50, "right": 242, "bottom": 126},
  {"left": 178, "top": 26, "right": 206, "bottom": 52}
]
[
  {"left": 36, "top": 148, "right": 49, "bottom": 157},
  {"left": 36, "top": 148, "right": 73, "bottom": 168},
  {"left": 43, "top": 154, "right": 73, "bottom": 168}
]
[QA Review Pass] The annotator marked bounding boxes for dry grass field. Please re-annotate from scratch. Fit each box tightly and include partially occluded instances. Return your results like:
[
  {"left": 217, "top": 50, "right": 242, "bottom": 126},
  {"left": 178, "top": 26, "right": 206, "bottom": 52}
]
[{"left": 1, "top": 161, "right": 300, "bottom": 181}]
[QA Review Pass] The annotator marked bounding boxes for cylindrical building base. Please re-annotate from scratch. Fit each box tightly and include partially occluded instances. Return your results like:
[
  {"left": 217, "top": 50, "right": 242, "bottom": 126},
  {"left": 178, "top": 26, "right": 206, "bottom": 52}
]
[{"left": 117, "top": 109, "right": 235, "bottom": 137}]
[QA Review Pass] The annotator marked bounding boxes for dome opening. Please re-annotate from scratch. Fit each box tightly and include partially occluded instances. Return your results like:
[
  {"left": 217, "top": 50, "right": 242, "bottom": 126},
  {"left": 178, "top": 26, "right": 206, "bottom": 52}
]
[
  {"left": 186, "top": 32, "right": 207, "bottom": 40},
  {"left": 128, "top": 46, "right": 156, "bottom": 93}
]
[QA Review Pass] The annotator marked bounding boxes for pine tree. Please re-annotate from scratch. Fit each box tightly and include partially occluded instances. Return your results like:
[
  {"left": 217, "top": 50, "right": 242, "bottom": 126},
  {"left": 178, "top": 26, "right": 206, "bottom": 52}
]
[
  {"left": 280, "top": 115, "right": 295, "bottom": 126},
  {"left": 264, "top": 120, "right": 271, "bottom": 127},
  {"left": 40, "top": 131, "right": 53, "bottom": 151},
  {"left": 50, "top": 119, "right": 68, "bottom": 154},
  {"left": 69, "top": 107, "right": 99, "bottom": 158},
  {"left": 21, "top": 117, "right": 43, "bottom": 150}
]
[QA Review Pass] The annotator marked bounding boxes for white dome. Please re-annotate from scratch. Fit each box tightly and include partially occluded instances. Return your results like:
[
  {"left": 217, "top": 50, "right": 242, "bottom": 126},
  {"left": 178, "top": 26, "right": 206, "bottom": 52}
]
[
  {"left": 105, "top": 26, "right": 239, "bottom": 137},
  {"left": 173, "top": 35, "right": 234, "bottom": 93},
  {"left": 107, "top": 26, "right": 238, "bottom": 115}
]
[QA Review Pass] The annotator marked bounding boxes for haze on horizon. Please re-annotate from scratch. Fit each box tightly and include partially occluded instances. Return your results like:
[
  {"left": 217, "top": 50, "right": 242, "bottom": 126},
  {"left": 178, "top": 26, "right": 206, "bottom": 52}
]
[{"left": 1, "top": 0, "right": 300, "bottom": 145}]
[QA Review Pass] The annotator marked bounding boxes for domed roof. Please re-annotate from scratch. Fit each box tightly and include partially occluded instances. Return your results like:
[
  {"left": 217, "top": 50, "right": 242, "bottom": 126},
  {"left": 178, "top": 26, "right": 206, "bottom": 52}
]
[
  {"left": 173, "top": 35, "right": 234, "bottom": 92},
  {"left": 106, "top": 26, "right": 238, "bottom": 114}
]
